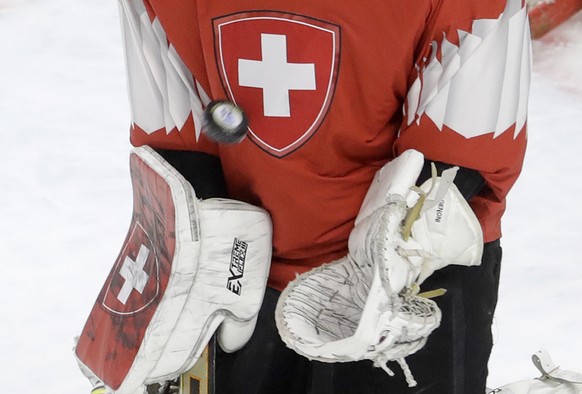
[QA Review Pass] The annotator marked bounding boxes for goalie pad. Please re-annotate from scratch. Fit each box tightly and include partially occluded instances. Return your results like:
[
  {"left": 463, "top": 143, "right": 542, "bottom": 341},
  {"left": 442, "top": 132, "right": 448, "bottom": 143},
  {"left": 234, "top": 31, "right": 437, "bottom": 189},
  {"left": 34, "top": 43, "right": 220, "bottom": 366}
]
[
  {"left": 75, "top": 146, "right": 272, "bottom": 394},
  {"left": 490, "top": 349, "right": 582, "bottom": 393}
]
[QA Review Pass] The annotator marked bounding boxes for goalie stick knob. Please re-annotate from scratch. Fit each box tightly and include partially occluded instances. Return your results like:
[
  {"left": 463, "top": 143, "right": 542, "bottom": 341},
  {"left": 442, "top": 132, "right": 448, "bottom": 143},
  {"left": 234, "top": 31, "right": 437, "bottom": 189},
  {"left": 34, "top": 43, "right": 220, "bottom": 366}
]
[{"left": 203, "top": 100, "right": 248, "bottom": 144}]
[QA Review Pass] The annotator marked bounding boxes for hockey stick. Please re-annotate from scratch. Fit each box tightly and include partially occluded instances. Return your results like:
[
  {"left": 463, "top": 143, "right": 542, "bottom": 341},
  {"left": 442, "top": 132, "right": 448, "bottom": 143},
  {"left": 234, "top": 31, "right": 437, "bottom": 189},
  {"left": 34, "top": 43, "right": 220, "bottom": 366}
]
[{"left": 178, "top": 336, "right": 216, "bottom": 394}]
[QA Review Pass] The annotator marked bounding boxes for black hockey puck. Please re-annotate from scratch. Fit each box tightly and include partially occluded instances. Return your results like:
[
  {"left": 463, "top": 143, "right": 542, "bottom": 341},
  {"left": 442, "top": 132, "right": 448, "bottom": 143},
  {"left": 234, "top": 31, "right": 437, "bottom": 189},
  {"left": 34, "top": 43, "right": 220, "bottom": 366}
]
[{"left": 202, "top": 100, "right": 248, "bottom": 144}]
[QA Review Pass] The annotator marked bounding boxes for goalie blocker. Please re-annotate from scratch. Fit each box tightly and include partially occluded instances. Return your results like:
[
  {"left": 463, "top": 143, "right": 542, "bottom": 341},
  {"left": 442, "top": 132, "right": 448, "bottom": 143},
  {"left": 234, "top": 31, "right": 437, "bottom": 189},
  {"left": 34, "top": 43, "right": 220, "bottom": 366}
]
[{"left": 74, "top": 146, "right": 272, "bottom": 393}]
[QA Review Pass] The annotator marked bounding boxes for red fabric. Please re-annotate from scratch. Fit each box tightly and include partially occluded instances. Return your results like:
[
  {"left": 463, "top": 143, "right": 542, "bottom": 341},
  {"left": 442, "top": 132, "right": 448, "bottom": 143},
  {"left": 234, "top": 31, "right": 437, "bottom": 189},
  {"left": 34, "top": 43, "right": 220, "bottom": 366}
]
[{"left": 129, "top": 0, "right": 528, "bottom": 290}]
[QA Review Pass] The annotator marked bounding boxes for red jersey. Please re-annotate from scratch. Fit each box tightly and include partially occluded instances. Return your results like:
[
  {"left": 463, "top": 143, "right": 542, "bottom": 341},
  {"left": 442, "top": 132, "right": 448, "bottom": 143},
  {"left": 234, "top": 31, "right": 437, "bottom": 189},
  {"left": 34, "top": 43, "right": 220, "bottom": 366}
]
[{"left": 119, "top": 0, "right": 530, "bottom": 290}]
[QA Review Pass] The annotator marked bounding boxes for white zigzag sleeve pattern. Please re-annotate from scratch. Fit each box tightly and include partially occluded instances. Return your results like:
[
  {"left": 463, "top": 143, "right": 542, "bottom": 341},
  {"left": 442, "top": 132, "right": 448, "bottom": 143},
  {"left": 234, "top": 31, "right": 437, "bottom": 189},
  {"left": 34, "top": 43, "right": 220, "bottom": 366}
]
[
  {"left": 405, "top": 0, "right": 532, "bottom": 139},
  {"left": 118, "top": 0, "right": 211, "bottom": 138}
]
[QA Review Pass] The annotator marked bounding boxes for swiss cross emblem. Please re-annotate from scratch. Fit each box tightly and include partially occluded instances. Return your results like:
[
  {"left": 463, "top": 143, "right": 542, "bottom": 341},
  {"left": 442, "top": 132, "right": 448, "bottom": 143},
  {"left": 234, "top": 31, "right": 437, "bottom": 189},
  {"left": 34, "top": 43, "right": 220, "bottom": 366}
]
[
  {"left": 101, "top": 222, "right": 160, "bottom": 315},
  {"left": 214, "top": 12, "right": 341, "bottom": 157}
]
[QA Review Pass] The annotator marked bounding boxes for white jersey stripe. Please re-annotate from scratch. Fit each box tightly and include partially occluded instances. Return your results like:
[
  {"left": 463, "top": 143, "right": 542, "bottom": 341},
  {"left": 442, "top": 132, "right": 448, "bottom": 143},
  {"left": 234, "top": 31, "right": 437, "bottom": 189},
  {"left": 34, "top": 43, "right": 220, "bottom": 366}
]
[
  {"left": 406, "top": 0, "right": 531, "bottom": 139},
  {"left": 118, "top": 0, "right": 210, "bottom": 138}
]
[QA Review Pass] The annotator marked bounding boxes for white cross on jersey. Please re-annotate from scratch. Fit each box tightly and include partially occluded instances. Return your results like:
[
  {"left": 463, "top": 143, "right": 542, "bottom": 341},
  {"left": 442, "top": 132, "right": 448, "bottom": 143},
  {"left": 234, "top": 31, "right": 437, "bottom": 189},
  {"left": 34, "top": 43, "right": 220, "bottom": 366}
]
[
  {"left": 239, "top": 33, "right": 316, "bottom": 117},
  {"left": 117, "top": 244, "right": 150, "bottom": 305}
]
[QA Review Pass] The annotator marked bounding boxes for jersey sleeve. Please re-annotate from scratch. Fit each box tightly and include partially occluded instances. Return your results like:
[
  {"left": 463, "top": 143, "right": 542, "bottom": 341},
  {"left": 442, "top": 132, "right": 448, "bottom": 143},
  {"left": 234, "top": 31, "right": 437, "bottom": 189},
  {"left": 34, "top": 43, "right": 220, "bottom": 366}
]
[
  {"left": 118, "top": 0, "right": 218, "bottom": 154},
  {"left": 395, "top": 0, "right": 531, "bottom": 241}
]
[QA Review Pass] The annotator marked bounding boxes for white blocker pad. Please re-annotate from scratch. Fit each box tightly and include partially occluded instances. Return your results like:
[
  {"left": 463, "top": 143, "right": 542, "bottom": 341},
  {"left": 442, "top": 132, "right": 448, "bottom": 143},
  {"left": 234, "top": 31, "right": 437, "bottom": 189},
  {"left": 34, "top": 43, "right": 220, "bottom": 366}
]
[
  {"left": 75, "top": 146, "right": 272, "bottom": 393},
  {"left": 491, "top": 380, "right": 581, "bottom": 394}
]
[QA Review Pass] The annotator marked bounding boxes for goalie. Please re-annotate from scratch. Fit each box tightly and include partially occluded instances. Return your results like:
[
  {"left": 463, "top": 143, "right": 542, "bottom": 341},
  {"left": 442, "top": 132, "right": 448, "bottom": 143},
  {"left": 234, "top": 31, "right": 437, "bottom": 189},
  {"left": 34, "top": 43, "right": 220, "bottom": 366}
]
[{"left": 76, "top": 0, "right": 531, "bottom": 392}]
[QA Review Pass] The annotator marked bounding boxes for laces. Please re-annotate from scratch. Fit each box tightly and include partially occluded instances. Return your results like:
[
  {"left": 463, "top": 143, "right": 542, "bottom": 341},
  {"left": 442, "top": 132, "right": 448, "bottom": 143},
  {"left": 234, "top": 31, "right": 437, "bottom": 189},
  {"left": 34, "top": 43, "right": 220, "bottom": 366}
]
[
  {"left": 369, "top": 199, "right": 415, "bottom": 294},
  {"left": 366, "top": 290, "right": 441, "bottom": 388},
  {"left": 374, "top": 355, "right": 418, "bottom": 387},
  {"left": 397, "top": 358, "right": 418, "bottom": 387}
]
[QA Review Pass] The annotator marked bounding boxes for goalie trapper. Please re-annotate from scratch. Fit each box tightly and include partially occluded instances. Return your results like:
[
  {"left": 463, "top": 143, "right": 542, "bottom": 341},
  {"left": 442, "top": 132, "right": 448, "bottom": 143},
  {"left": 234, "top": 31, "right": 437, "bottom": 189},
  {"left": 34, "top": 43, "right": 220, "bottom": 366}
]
[
  {"left": 275, "top": 254, "right": 441, "bottom": 387},
  {"left": 275, "top": 150, "right": 484, "bottom": 387}
]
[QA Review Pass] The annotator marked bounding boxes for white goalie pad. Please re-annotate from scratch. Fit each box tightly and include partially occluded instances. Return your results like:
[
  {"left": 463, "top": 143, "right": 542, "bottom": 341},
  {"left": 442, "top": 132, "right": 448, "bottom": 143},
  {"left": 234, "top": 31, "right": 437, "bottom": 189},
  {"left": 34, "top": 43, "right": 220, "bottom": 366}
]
[
  {"left": 492, "top": 380, "right": 582, "bottom": 394},
  {"left": 75, "top": 146, "right": 272, "bottom": 394},
  {"left": 490, "top": 349, "right": 582, "bottom": 394}
]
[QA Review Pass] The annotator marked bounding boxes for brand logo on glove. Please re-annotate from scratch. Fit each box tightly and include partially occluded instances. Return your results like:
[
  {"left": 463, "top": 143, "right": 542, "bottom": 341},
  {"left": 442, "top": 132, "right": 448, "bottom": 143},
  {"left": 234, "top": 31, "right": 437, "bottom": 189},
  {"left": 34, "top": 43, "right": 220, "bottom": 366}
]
[
  {"left": 435, "top": 200, "right": 445, "bottom": 223},
  {"left": 227, "top": 238, "right": 248, "bottom": 295}
]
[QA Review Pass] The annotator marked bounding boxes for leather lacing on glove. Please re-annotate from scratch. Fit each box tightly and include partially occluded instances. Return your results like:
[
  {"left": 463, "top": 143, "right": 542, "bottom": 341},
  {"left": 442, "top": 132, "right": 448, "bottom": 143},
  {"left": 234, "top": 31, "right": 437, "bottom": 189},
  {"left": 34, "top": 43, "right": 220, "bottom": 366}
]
[
  {"left": 277, "top": 215, "right": 442, "bottom": 387},
  {"left": 276, "top": 162, "right": 454, "bottom": 388},
  {"left": 358, "top": 168, "right": 455, "bottom": 387},
  {"left": 371, "top": 285, "right": 441, "bottom": 387}
]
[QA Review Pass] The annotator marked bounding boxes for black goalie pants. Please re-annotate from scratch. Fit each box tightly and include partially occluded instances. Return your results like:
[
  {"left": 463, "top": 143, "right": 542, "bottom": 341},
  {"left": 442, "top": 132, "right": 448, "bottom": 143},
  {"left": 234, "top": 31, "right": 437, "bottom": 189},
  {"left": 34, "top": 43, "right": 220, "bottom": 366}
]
[{"left": 215, "top": 240, "right": 502, "bottom": 394}]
